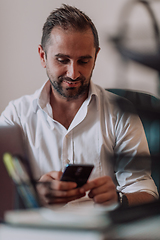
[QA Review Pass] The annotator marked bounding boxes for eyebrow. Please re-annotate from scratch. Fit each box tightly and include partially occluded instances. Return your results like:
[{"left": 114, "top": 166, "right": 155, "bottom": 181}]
[{"left": 55, "top": 53, "right": 93, "bottom": 59}]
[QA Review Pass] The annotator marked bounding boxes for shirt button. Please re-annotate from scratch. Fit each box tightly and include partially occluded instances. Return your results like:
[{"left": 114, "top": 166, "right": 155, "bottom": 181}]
[{"left": 66, "top": 159, "right": 70, "bottom": 164}]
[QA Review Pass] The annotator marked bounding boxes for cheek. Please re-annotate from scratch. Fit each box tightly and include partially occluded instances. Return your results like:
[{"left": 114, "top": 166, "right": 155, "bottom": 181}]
[
  {"left": 47, "top": 62, "right": 66, "bottom": 77},
  {"left": 83, "top": 65, "right": 94, "bottom": 78}
]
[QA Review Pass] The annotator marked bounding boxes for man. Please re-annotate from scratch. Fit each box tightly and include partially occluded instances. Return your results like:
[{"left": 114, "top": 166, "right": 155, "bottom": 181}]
[{"left": 0, "top": 4, "right": 158, "bottom": 207}]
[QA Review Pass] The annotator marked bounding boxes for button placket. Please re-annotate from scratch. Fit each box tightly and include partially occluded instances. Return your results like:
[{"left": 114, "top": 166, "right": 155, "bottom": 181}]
[
  {"left": 62, "top": 134, "right": 68, "bottom": 171},
  {"left": 62, "top": 132, "right": 72, "bottom": 169},
  {"left": 62, "top": 130, "right": 75, "bottom": 170}
]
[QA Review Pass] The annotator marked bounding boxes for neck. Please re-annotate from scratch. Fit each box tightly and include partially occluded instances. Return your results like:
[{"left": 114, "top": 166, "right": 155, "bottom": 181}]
[{"left": 50, "top": 87, "right": 89, "bottom": 129}]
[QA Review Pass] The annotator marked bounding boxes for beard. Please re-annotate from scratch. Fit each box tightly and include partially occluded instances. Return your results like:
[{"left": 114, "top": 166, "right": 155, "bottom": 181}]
[{"left": 48, "top": 73, "right": 92, "bottom": 100}]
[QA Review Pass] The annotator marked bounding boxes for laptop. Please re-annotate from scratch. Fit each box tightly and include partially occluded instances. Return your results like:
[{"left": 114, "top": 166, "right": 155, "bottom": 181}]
[{"left": 0, "top": 125, "right": 28, "bottom": 221}]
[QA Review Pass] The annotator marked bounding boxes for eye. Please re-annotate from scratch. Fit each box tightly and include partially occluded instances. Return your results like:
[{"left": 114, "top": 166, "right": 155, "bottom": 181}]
[
  {"left": 57, "top": 58, "right": 70, "bottom": 64},
  {"left": 78, "top": 59, "right": 89, "bottom": 65}
]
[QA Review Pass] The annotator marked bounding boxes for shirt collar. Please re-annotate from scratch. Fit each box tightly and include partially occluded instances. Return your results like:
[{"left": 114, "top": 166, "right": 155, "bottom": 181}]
[
  {"left": 38, "top": 80, "right": 51, "bottom": 109},
  {"left": 32, "top": 80, "right": 51, "bottom": 113},
  {"left": 32, "top": 80, "right": 100, "bottom": 113},
  {"left": 87, "top": 81, "right": 100, "bottom": 111}
]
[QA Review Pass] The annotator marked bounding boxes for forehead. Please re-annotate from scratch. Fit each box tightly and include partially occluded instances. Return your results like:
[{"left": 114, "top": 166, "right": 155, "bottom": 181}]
[{"left": 47, "top": 27, "right": 96, "bottom": 56}]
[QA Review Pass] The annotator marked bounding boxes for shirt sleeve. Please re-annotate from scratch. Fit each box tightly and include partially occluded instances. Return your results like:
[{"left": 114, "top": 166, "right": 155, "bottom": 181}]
[
  {"left": 0, "top": 101, "right": 21, "bottom": 126},
  {"left": 113, "top": 100, "right": 159, "bottom": 199}
]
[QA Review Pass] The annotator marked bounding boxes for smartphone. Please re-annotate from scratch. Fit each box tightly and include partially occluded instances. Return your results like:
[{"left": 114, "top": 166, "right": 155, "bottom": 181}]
[{"left": 60, "top": 164, "right": 94, "bottom": 188}]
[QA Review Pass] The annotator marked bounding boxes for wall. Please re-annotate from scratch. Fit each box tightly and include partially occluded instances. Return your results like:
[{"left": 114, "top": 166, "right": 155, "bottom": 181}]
[{"left": 0, "top": 0, "right": 160, "bottom": 113}]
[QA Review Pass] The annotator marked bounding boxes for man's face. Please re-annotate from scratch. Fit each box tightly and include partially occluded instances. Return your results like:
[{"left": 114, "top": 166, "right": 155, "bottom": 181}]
[{"left": 39, "top": 27, "right": 99, "bottom": 100}]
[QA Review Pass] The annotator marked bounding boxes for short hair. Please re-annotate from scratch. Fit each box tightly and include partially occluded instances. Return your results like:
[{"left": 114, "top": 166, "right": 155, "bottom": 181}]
[{"left": 41, "top": 4, "right": 99, "bottom": 55}]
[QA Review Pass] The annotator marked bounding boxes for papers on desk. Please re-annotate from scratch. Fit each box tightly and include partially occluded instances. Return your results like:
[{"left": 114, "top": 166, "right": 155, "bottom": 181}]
[{"left": 4, "top": 203, "right": 118, "bottom": 230}]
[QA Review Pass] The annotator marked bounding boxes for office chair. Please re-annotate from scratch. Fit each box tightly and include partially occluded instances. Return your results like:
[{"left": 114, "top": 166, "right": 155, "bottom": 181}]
[
  {"left": 107, "top": 0, "right": 160, "bottom": 192},
  {"left": 107, "top": 88, "right": 160, "bottom": 193}
]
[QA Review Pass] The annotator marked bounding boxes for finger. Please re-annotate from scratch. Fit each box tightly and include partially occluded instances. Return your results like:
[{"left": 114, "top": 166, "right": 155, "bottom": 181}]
[
  {"left": 47, "top": 192, "right": 86, "bottom": 205},
  {"left": 88, "top": 180, "right": 116, "bottom": 198},
  {"left": 90, "top": 191, "right": 118, "bottom": 204},
  {"left": 39, "top": 185, "right": 86, "bottom": 205},
  {"left": 36, "top": 182, "right": 52, "bottom": 195},
  {"left": 48, "top": 171, "right": 63, "bottom": 180},
  {"left": 37, "top": 181, "right": 82, "bottom": 198},
  {"left": 39, "top": 171, "right": 63, "bottom": 182},
  {"left": 50, "top": 184, "right": 85, "bottom": 198},
  {"left": 80, "top": 176, "right": 112, "bottom": 192},
  {"left": 50, "top": 180, "right": 77, "bottom": 191}
]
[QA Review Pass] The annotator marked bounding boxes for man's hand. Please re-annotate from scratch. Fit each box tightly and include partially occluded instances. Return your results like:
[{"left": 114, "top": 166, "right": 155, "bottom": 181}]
[
  {"left": 80, "top": 176, "right": 157, "bottom": 206},
  {"left": 80, "top": 176, "right": 118, "bottom": 205},
  {"left": 36, "top": 171, "right": 86, "bottom": 205}
]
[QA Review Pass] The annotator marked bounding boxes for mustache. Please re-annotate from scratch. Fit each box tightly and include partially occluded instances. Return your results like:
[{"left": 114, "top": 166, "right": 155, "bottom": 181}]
[{"left": 58, "top": 76, "right": 86, "bottom": 83}]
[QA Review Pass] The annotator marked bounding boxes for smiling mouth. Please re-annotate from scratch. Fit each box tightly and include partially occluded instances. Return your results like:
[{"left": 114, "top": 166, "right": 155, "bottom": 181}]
[{"left": 63, "top": 80, "right": 81, "bottom": 87}]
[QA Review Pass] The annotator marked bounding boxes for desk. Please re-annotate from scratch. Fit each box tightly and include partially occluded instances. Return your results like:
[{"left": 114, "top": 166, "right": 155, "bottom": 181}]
[
  {"left": 1, "top": 215, "right": 160, "bottom": 240},
  {"left": 0, "top": 206, "right": 110, "bottom": 240},
  {"left": 107, "top": 215, "right": 160, "bottom": 239},
  {"left": 0, "top": 224, "right": 106, "bottom": 240},
  {"left": 1, "top": 202, "right": 160, "bottom": 240}
]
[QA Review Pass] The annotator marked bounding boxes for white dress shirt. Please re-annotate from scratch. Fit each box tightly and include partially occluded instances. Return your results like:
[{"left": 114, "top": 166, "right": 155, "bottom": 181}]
[{"left": 0, "top": 80, "right": 158, "bottom": 198}]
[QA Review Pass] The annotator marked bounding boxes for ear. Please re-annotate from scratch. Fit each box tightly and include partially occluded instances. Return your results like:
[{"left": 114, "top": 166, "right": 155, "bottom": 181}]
[
  {"left": 95, "top": 47, "right": 100, "bottom": 61},
  {"left": 93, "top": 47, "right": 100, "bottom": 69},
  {"left": 38, "top": 45, "right": 46, "bottom": 68}
]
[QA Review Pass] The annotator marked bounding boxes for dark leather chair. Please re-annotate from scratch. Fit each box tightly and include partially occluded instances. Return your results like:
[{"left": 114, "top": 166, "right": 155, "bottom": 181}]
[{"left": 107, "top": 88, "right": 160, "bottom": 193}]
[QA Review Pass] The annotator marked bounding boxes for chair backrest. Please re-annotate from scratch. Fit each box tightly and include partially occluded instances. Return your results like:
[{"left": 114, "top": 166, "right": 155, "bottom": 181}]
[{"left": 107, "top": 89, "right": 160, "bottom": 192}]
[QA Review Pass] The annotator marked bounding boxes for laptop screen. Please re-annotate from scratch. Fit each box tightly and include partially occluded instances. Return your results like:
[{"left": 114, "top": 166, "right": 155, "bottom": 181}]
[{"left": 0, "top": 125, "right": 27, "bottom": 220}]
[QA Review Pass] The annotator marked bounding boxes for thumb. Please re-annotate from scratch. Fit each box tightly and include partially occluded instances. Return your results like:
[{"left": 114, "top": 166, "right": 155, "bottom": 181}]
[{"left": 48, "top": 171, "right": 63, "bottom": 180}]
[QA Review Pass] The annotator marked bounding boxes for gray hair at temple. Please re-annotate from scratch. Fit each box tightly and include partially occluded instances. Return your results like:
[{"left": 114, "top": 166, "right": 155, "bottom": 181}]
[{"left": 41, "top": 4, "right": 99, "bottom": 56}]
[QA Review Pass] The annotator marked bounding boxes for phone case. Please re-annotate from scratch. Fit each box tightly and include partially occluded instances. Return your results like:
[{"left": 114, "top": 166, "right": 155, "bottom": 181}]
[{"left": 60, "top": 164, "right": 94, "bottom": 187}]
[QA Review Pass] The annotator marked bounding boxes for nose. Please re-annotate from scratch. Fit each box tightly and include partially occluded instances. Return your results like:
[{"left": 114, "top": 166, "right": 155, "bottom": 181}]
[{"left": 66, "top": 62, "right": 80, "bottom": 80}]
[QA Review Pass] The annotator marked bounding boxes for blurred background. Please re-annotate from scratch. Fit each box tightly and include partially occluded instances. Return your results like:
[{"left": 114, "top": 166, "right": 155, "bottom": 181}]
[{"left": 0, "top": 0, "right": 160, "bottom": 113}]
